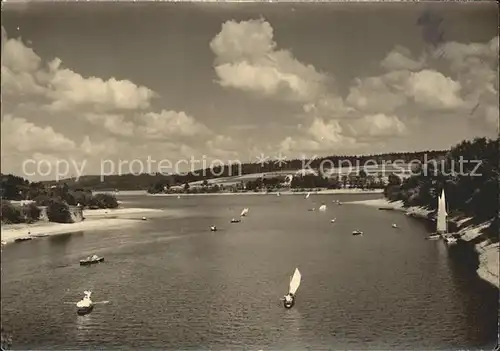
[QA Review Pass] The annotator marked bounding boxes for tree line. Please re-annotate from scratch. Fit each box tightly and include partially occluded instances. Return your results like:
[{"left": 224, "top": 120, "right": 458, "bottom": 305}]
[{"left": 41, "top": 149, "right": 446, "bottom": 191}]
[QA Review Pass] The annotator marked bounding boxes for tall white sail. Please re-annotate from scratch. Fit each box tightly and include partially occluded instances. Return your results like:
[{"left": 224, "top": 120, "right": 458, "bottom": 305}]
[
  {"left": 319, "top": 204, "right": 327, "bottom": 211},
  {"left": 288, "top": 268, "right": 301, "bottom": 295},
  {"left": 305, "top": 192, "right": 310, "bottom": 199},
  {"left": 436, "top": 189, "right": 447, "bottom": 233},
  {"left": 240, "top": 208, "right": 249, "bottom": 216}
]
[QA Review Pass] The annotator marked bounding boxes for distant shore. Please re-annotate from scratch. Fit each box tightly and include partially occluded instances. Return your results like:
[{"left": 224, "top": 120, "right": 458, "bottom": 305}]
[
  {"left": 349, "top": 198, "right": 499, "bottom": 289},
  {"left": 150, "top": 189, "right": 384, "bottom": 197},
  {"left": 1, "top": 208, "right": 164, "bottom": 245}
]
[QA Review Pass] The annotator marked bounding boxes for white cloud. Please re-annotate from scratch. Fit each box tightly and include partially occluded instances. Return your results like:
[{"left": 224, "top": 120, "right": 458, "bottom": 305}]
[
  {"left": 1, "top": 27, "right": 156, "bottom": 112},
  {"left": 1, "top": 114, "right": 76, "bottom": 153},
  {"left": 405, "top": 69, "right": 464, "bottom": 110},
  {"left": 210, "top": 18, "right": 327, "bottom": 102},
  {"left": 381, "top": 46, "right": 425, "bottom": 71},
  {"left": 137, "top": 110, "right": 212, "bottom": 140},
  {"left": 84, "top": 113, "right": 135, "bottom": 137},
  {"left": 346, "top": 76, "right": 407, "bottom": 113},
  {"left": 206, "top": 135, "right": 240, "bottom": 159},
  {"left": 43, "top": 58, "right": 156, "bottom": 112},
  {"left": 279, "top": 118, "right": 361, "bottom": 156},
  {"left": 345, "top": 113, "right": 407, "bottom": 138}
]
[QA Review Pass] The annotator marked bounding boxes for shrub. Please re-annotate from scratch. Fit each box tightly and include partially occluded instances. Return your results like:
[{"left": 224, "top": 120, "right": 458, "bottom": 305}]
[
  {"left": 22, "top": 203, "right": 41, "bottom": 223},
  {"left": 46, "top": 199, "right": 73, "bottom": 223},
  {"left": 1, "top": 200, "right": 24, "bottom": 224},
  {"left": 33, "top": 194, "right": 51, "bottom": 206},
  {"left": 72, "top": 190, "right": 93, "bottom": 207},
  {"left": 90, "top": 193, "right": 119, "bottom": 209}
]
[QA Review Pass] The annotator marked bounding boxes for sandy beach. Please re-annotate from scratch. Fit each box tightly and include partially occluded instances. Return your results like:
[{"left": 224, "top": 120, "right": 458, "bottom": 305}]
[
  {"left": 350, "top": 198, "right": 499, "bottom": 288},
  {"left": 1, "top": 208, "right": 164, "bottom": 245},
  {"left": 150, "top": 189, "right": 384, "bottom": 197}
]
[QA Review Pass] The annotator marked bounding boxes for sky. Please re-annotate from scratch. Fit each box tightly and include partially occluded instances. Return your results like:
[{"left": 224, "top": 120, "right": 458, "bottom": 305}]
[{"left": 1, "top": 1, "right": 498, "bottom": 180}]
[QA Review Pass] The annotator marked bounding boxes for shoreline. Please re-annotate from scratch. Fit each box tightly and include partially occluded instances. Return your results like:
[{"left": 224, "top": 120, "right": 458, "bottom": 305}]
[
  {"left": 150, "top": 189, "right": 384, "bottom": 197},
  {"left": 349, "top": 198, "right": 499, "bottom": 289},
  {"left": 1, "top": 208, "right": 164, "bottom": 245}
]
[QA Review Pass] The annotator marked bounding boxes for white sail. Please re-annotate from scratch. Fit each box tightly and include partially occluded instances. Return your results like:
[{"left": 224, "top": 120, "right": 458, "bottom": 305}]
[
  {"left": 240, "top": 208, "right": 249, "bottom": 216},
  {"left": 305, "top": 192, "right": 310, "bottom": 199},
  {"left": 288, "top": 268, "right": 301, "bottom": 295},
  {"left": 319, "top": 204, "right": 327, "bottom": 211},
  {"left": 76, "top": 291, "right": 93, "bottom": 307},
  {"left": 436, "top": 189, "right": 447, "bottom": 233}
]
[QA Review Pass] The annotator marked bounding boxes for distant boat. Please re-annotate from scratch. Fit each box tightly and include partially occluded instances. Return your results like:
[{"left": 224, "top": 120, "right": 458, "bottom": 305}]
[
  {"left": 14, "top": 237, "right": 32, "bottom": 243},
  {"left": 331, "top": 218, "right": 336, "bottom": 223},
  {"left": 230, "top": 218, "right": 241, "bottom": 223},
  {"left": 308, "top": 208, "right": 315, "bottom": 211},
  {"left": 277, "top": 192, "right": 281, "bottom": 197},
  {"left": 352, "top": 230, "right": 363, "bottom": 236},
  {"left": 80, "top": 255, "right": 104, "bottom": 266},
  {"left": 240, "top": 208, "right": 249, "bottom": 217},
  {"left": 305, "top": 192, "right": 310, "bottom": 199},
  {"left": 282, "top": 268, "right": 301, "bottom": 309},
  {"left": 177, "top": 195, "right": 181, "bottom": 199},
  {"left": 210, "top": 226, "right": 217, "bottom": 232},
  {"left": 76, "top": 291, "right": 94, "bottom": 315},
  {"left": 65, "top": 290, "right": 109, "bottom": 315},
  {"left": 319, "top": 204, "right": 327, "bottom": 211},
  {"left": 392, "top": 224, "right": 398, "bottom": 228}
]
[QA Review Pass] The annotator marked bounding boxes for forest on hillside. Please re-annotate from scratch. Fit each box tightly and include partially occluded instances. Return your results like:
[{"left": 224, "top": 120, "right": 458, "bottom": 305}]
[
  {"left": 384, "top": 137, "right": 499, "bottom": 241},
  {"left": 39, "top": 149, "right": 446, "bottom": 191}
]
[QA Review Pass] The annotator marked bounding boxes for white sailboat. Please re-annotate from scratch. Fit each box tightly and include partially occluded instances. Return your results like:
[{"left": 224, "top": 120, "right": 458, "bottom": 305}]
[
  {"left": 283, "top": 268, "right": 301, "bottom": 308},
  {"left": 428, "top": 191, "right": 444, "bottom": 240},
  {"left": 436, "top": 189, "right": 447, "bottom": 234},
  {"left": 319, "top": 204, "right": 327, "bottom": 211},
  {"left": 305, "top": 192, "right": 310, "bottom": 199},
  {"left": 289, "top": 268, "right": 301, "bottom": 295},
  {"left": 65, "top": 290, "right": 109, "bottom": 315},
  {"left": 240, "top": 208, "right": 249, "bottom": 217},
  {"left": 438, "top": 189, "right": 457, "bottom": 245},
  {"left": 76, "top": 291, "right": 94, "bottom": 315}
]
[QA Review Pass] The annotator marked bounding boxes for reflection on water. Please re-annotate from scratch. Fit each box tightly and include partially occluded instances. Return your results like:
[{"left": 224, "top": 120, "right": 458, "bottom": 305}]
[
  {"left": 1, "top": 194, "right": 497, "bottom": 350},
  {"left": 76, "top": 314, "right": 92, "bottom": 331},
  {"left": 49, "top": 231, "right": 84, "bottom": 245}
]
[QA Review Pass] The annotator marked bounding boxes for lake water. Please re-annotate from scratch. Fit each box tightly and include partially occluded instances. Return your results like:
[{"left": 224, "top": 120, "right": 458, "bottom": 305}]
[{"left": 1, "top": 194, "right": 498, "bottom": 350}]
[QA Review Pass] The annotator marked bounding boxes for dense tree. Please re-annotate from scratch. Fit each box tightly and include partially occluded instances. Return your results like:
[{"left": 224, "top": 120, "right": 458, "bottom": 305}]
[
  {"left": 385, "top": 137, "right": 499, "bottom": 241},
  {"left": 46, "top": 199, "right": 73, "bottom": 223},
  {"left": 1, "top": 200, "right": 24, "bottom": 224}
]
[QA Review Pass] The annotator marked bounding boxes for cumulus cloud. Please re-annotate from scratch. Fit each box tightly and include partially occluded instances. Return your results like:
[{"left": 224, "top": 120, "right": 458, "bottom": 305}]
[
  {"left": 345, "top": 114, "right": 407, "bottom": 138},
  {"left": 346, "top": 76, "right": 408, "bottom": 113},
  {"left": 381, "top": 46, "right": 425, "bottom": 71},
  {"left": 405, "top": 69, "right": 464, "bottom": 110},
  {"left": 206, "top": 135, "right": 240, "bottom": 159},
  {"left": 1, "top": 26, "right": 238, "bottom": 178},
  {"left": 1, "top": 115, "right": 76, "bottom": 153},
  {"left": 210, "top": 18, "right": 327, "bottom": 102},
  {"left": 137, "top": 110, "right": 212, "bottom": 140},
  {"left": 1, "top": 27, "right": 156, "bottom": 112},
  {"left": 44, "top": 59, "right": 156, "bottom": 112},
  {"left": 84, "top": 113, "right": 135, "bottom": 137}
]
